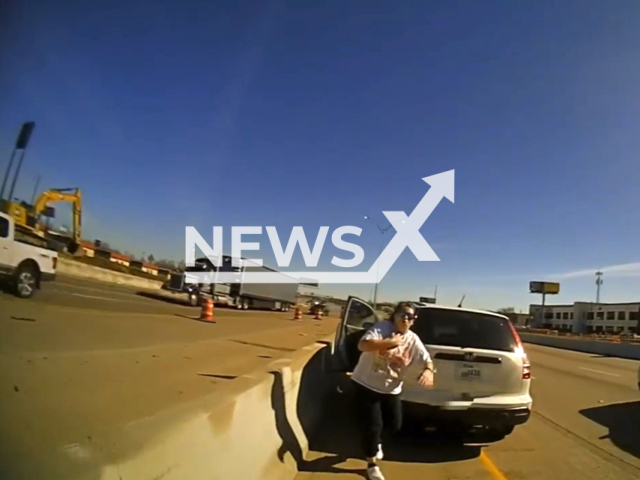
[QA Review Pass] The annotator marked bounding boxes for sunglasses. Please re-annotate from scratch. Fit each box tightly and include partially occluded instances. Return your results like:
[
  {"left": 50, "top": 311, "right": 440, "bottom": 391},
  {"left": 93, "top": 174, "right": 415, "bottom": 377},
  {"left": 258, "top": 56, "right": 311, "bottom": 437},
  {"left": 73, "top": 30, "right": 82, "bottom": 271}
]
[{"left": 396, "top": 313, "right": 417, "bottom": 322}]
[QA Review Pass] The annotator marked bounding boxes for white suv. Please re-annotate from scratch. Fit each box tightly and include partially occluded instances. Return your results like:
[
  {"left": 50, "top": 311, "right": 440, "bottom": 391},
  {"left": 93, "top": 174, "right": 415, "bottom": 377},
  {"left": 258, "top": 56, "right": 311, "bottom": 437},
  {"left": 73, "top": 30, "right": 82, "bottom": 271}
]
[{"left": 331, "top": 296, "right": 532, "bottom": 439}]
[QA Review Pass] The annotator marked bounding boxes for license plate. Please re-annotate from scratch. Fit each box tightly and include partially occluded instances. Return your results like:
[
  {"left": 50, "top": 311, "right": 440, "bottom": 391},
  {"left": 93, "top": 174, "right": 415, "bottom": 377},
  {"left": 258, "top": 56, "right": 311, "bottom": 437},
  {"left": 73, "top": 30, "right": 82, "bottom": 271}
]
[{"left": 456, "top": 363, "right": 481, "bottom": 380}]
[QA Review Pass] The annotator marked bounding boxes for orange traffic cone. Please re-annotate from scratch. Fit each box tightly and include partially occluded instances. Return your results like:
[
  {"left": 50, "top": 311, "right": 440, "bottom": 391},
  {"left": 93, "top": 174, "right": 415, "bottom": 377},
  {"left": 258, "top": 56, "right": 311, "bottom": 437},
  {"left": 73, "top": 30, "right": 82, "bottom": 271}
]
[
  {"left": 314, "top": 308, "right": 323, "bottom": 320},
  {"left": 200, "top": 297, "right": 215, "bottom": 323},
  {"left": 294, "top": 306, "right": 302, "bottom": 321}
]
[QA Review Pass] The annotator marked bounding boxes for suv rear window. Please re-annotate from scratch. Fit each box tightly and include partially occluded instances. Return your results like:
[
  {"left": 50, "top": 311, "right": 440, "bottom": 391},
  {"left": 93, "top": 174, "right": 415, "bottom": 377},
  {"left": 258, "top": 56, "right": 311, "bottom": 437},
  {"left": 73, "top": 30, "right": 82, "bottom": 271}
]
[{"left": 413, "top": 308, "right": 518, "bottom": 352}]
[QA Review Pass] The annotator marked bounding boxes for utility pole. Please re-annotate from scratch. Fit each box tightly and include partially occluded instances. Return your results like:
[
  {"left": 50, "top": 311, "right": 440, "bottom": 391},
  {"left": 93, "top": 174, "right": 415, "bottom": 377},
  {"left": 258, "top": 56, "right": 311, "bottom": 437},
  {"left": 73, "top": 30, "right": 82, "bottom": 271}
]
[
  {"left": 434, "top": 285, "right": 438, "bottom": 303},
  {"left": 364, "top": 214, "right": 401, "bottom": 310},
  {"left": 595, "top": 271, "right": 603, "bottom": 304},
  {"left": 30, "top": 174, "right": 41, "bottom": 205},
  {"left": 372, "top": 223, "right": 393, "bottom": 310}
]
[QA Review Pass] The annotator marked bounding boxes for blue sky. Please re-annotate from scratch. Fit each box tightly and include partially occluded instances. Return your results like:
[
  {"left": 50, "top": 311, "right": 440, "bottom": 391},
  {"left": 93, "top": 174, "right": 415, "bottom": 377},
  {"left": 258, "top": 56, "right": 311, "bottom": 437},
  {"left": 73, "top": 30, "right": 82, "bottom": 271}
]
[{"left": 2, "top": 0, "right": 640, "bottom": 311}]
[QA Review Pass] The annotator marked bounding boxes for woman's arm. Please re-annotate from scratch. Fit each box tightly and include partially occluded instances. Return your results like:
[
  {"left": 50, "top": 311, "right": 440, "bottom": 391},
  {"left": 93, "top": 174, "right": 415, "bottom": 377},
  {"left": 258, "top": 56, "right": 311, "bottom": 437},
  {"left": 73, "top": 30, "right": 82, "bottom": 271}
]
[
  {"left": 358, "top": 336, "right": 401, "bottom": 353},
  {"left": 413, "top": 336, "right": 435, "bottom": 373}
]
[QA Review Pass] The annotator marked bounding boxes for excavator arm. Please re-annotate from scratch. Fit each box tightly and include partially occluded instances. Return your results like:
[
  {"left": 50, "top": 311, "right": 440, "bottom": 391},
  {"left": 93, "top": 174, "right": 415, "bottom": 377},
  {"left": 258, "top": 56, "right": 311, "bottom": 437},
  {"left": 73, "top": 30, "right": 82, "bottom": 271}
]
[{"left": 33, "top": 188, "right": 82, "bottom": 253}]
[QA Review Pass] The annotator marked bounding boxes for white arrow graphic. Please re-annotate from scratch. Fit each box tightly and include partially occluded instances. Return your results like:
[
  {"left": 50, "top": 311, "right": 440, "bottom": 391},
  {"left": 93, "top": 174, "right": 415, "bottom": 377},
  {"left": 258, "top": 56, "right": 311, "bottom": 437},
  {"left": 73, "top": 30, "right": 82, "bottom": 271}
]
[
  {"left": 185, "top": 170, "right": 454, "bottom": 284},
  {"left": 368, "top": 169, "right": 455, "bottom": 282}
]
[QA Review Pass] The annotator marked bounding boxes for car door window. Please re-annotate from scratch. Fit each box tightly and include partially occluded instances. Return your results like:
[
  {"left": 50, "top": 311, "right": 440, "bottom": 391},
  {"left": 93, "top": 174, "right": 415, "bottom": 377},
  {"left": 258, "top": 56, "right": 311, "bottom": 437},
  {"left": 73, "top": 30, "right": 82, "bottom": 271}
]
[
  {"left": 0, "top": 217, "right": 8, "bottom": 238},
  {"left": 340, "top": 298, "right": 379, "bottom": 371},
  {"left": 344, "top": 299, "right": 378, "bottom": 332}
]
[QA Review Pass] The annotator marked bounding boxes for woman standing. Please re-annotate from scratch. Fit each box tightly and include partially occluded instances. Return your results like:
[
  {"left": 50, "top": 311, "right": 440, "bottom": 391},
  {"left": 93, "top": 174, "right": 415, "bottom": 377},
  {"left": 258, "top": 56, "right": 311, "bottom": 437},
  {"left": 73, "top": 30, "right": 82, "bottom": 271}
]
[{"left": 351, "top": 302, "right": 434, "bottom": 480}]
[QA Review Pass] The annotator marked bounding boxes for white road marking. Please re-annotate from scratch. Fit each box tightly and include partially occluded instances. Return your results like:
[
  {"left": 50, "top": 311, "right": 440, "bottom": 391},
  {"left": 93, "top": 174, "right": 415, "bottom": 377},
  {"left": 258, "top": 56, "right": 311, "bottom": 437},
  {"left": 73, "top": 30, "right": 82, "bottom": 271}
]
[
  {"left": 71, "top": 293, "right": 121, "bottom": 301},
  {"left": 54, "top": 282, "right": 139, "bottom": 297},
  {"left": 579, "top": 367, "right": 621, "bottom": 377}
]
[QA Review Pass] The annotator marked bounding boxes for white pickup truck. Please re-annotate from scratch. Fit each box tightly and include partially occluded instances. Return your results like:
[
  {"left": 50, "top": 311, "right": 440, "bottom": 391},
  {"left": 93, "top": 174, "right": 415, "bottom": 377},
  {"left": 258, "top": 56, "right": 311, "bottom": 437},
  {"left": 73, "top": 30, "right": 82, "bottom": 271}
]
[{"left": 0, "top": 211, "right": 57, "bottom": 298}]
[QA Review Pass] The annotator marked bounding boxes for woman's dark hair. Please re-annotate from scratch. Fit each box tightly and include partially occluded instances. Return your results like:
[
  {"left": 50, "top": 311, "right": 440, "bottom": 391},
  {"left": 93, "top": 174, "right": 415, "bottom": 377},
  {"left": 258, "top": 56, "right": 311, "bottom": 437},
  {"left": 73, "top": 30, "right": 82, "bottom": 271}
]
[{"left": 386, "top": 302, "right": 415, "bottom": 322}]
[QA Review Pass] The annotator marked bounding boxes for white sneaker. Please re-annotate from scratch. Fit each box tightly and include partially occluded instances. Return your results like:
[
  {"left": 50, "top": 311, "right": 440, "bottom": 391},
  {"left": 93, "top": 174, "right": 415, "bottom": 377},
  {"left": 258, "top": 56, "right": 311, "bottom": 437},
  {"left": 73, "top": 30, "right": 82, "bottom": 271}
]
[
  {"left": 375, "top": 444, "right": 384, "bottom": 460},
  {"left": 367, "top": 465, "right": 385, "bottom": 480}
]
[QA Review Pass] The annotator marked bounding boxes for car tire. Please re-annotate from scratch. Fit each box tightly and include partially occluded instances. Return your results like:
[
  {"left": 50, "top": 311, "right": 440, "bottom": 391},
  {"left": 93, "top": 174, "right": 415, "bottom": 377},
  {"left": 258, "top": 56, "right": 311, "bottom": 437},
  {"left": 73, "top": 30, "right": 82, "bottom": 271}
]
[
  {"left": 188, "top": 293, "right": 199, "bottom": 307},
  {"left": 14, "top": 263, "right": 39, "bottom": 299}
]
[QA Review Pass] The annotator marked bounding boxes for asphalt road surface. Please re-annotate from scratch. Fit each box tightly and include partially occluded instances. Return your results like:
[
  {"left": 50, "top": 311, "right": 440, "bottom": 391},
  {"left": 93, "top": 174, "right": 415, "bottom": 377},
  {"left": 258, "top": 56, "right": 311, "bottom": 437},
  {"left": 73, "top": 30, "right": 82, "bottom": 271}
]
[
  {"left": 1, "top": 273, "right": 204, "bottom": 314},
  {"left": 296, "top": 343, "right": 640, "bottom": 480},
  {"left": 0, "top": 274, "right": 339, "bottom": 477}
]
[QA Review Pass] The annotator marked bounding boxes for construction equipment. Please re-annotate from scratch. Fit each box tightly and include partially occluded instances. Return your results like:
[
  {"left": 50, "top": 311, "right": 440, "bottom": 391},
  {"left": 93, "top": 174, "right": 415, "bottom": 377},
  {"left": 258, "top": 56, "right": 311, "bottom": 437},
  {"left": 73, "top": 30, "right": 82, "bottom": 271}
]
[{"left": 2, "top": 188, "right": 82, "bottom": 254}]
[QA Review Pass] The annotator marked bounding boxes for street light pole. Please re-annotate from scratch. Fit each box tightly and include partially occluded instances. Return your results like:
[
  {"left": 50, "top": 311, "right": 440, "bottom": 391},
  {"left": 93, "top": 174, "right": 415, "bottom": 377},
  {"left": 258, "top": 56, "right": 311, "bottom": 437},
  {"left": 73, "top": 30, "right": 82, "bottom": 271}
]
[
  {"left": 364, "top": 215, "right": 396, "bottom": 310},
  {"left": 372, "top": 223, "right": 393, "bottom": 310}
]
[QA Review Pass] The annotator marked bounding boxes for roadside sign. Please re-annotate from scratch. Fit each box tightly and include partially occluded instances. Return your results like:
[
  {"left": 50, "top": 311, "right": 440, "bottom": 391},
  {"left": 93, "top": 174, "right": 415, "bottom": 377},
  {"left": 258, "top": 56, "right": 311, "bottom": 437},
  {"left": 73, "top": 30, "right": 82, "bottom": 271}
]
[
  {"left": 419, "top": 296, "right": 436, "bottom": 304},
  {"left": 529, "top": 281, "right": 560, "bottom": 295}
]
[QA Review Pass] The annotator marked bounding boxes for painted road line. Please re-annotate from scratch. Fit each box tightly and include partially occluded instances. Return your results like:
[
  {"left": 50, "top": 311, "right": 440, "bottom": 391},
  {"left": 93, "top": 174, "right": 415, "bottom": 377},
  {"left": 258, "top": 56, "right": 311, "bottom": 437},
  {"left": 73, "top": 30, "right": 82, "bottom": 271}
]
[
  {"left": 67, "top": 292, "right": 159, "bottom": 305},
  {"left": 579, "top": 367, "right": 621, "bottom": 377},
  {"left": 72, "top": 293, "right": 121, "bottom": 301},
  {"left": 480, "top": 451, "right": 509, "bottom": 480},
  {"left": 55, "top": 282, "right": 141, "bottom": 297}
]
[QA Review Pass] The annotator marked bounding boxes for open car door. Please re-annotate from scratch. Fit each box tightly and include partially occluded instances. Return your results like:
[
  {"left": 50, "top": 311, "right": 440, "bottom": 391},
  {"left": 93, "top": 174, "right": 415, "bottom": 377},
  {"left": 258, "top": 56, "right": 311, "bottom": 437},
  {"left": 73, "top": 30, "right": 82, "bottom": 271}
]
[{"left": 331, "top": 296, "right": 380, "bottom": 372}]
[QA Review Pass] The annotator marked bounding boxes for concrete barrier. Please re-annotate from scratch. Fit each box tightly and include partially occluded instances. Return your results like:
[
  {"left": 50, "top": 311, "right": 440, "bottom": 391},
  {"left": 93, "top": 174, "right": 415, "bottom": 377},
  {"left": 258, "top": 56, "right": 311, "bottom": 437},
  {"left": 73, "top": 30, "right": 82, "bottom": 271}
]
[
  {"left": 2, "top": 338, "right": 340, "bottom": 480},
  {"left": 521, "top": 333, "right": 640, "bottom": 360},
  {"left": 57, "top": 257, "right": 165, "bottom": 290}
]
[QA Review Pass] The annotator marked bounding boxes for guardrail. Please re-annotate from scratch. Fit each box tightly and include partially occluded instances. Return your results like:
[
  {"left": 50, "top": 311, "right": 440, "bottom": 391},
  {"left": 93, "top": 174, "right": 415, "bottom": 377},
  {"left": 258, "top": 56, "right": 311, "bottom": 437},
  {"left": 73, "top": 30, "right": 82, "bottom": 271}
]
[
  {"left": 520, "top": 332, "right": 640, "bottom": 360},
  {"left": 516, "top": 327, "right": 640, "bottom": 343}
]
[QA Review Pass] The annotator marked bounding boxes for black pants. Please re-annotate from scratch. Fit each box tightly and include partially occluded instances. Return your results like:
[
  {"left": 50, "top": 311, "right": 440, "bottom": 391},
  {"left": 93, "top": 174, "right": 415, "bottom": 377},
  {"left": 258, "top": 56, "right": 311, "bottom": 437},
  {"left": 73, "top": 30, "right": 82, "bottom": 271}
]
[{"left": 353, "top": 381, "right": 403, "bottom": 459}]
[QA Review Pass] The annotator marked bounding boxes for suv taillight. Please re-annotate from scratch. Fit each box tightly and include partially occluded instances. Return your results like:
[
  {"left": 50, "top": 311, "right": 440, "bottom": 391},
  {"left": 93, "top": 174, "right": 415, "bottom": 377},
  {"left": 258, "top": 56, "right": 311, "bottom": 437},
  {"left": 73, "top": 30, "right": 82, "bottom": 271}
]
[{"left": 507, "top": 320, "right": 531, "bottom": 379}]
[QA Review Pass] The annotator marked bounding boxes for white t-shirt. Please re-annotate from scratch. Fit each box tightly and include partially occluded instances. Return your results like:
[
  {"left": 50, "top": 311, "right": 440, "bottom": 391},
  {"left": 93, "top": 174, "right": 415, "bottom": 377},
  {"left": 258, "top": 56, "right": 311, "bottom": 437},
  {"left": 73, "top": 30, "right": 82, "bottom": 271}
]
[{"left": 351, "top": 321, "right": 431, "bottom": 395}]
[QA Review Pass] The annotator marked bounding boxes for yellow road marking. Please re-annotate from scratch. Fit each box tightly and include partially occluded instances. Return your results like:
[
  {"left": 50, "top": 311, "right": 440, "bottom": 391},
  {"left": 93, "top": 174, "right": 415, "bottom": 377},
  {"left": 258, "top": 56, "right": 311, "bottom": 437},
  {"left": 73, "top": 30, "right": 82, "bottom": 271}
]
[{"left": 480, "top": 451, "right": 509, "bottom": 480}]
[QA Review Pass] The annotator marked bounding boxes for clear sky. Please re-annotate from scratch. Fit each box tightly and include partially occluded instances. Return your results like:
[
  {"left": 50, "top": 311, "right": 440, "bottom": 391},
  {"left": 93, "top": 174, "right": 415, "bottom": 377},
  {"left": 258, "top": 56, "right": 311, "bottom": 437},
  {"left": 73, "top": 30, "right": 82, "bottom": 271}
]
[{"left": 2, "top": 1, "right": 640, "bottom": 311}]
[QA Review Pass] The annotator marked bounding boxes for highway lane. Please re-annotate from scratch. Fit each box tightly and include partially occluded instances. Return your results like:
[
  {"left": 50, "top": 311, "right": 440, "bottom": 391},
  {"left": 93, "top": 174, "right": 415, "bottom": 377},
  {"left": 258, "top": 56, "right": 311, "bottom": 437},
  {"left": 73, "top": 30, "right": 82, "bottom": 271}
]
[
  {"left": 1, "top": 273, "right": 200, "bottom": 314},
  {"left": 295, "top": 342, "right": 640, "bottom": 480}
]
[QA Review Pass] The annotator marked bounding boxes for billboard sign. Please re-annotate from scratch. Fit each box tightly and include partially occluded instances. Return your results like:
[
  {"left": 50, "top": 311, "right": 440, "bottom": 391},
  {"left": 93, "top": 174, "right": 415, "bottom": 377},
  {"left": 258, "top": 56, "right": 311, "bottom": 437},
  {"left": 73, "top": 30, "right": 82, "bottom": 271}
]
[
  {"left": 419, "top": 296, "right": 436, "bottom": 304},
  {"left": 529, "top": 281, "right": 560, "bottom": 295}
]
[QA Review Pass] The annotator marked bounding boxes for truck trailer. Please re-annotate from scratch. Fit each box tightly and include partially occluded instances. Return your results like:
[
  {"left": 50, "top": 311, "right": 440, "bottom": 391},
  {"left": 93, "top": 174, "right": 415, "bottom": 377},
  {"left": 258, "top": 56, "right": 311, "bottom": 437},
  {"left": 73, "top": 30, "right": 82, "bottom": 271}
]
[{"left": 166, "top": 255, "right": 298, "bottom": 311}]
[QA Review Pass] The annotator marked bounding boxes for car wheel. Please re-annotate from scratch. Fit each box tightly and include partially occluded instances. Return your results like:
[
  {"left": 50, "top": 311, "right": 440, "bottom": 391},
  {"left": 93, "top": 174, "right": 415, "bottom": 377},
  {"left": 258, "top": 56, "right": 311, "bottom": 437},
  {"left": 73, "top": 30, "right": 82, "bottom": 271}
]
[
  {"left": 188, "top": 293, "right": 199, "bottom": 307},
  {"left": 14, "top": 263, "right": 39, "bottom": 299}
]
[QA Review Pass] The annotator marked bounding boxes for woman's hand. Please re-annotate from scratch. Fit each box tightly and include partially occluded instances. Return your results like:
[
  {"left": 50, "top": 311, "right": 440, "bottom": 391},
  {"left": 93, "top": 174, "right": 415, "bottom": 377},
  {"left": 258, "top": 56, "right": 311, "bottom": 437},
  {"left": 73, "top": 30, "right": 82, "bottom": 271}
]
[
  {"left": 417, "top": 368, "right": 434, "bottom": 388},
  {"left": 384, "top": 333, "right": 403, "bottom": 350}
]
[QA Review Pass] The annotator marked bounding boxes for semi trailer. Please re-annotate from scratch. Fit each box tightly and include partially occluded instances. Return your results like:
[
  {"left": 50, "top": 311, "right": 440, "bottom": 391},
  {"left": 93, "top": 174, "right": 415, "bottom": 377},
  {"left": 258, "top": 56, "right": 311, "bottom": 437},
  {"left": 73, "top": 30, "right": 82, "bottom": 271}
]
[{"left": 166, "top": 255, "right": 298, "bottom": 311}]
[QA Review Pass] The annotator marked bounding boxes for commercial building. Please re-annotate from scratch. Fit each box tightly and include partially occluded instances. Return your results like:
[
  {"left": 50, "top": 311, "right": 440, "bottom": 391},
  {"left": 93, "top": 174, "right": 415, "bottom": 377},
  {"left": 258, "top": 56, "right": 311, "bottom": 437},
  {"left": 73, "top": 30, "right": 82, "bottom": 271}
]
[
  {"left": 529, "top": 302, "right": 640, "bottom": 334},
  {"left": 503, "top": 312, "right": 531, "bottom": 327}
]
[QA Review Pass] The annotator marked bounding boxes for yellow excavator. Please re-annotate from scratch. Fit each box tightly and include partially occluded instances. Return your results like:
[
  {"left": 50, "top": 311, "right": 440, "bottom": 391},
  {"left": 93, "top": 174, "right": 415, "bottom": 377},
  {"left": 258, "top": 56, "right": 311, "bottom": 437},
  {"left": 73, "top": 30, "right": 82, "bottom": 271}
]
[{"left": 4, "top": 188, "right": 82, "bottom": 254}]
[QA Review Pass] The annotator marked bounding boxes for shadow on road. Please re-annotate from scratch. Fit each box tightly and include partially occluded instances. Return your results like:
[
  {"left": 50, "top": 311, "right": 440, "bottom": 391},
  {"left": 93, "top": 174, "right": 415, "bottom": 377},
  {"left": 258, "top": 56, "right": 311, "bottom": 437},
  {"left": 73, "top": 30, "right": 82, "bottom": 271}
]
[
  {"left": 270, "top": 345, "right": 481, "bottom": 478},
  {"left": 580, "top": 401, "right": 640, "bottom": 460},
  {"left": 0, "top": 279, "right": 19, "bottom": 298}
]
